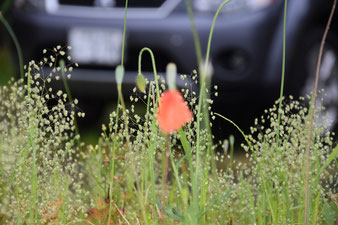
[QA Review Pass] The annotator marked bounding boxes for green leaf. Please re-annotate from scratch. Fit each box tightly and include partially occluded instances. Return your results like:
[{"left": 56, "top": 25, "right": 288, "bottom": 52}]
[
  {"left": 311, "top": 190, "right": 321, "bottom": 225},
  {"left": 136, "top": 72, "right": 146, "bottom": 93},
  {"left": 198, "top": 189, "right": 232, "bottom": 219},
  {"left": 175, "top": 154, "right": 188, "bottom": 169},
  {"left": 323, "top": 202, "right": 336, "bottom": 225},
  {"left": 155, "top": 200, "right": 184, "bottom": 221},
  {"left": 178, "top": 128, "right": 192, "bottom": 157},
  {"left": 315, "top": 144, "right": 338, "bottom": 183}
]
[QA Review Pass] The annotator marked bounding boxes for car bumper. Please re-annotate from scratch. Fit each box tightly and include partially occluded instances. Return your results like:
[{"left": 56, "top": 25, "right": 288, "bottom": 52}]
[{"left": 12, "top": 2, "right": 282, "bottom": 101}]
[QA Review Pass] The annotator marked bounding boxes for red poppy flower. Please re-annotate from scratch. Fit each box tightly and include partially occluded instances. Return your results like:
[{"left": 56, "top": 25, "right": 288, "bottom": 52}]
[{"left": 157, "top": 90, "right": 193, "bottom": 134}]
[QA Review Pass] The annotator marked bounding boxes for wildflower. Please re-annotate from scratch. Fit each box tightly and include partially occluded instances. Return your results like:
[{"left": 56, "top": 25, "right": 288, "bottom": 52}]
[{"left": 157, "top": 90, "right": 193, "bottom": 134}]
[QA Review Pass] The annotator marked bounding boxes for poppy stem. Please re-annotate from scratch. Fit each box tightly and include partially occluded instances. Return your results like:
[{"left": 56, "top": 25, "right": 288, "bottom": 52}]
[
  {"left": 304, "top": 0, "right": 337, "bottom": 224},
  {"left": 138, "top": 47, "right": 160, "bottom": 104},
  {"left": 117, "top": 84, "right": 131, "bottom": 151},
  {"left": 151, "top": 83, "right": 156, "bottom": 111},
  {"left": 161, "top": 135, "right": 170, "bottom": 224}
]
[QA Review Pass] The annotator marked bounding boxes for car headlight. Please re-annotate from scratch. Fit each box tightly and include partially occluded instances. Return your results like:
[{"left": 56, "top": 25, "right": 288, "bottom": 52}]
[
  {"left": 15, "top": 0, "right": 58, "bottom": 12},
  {"left": 193, "top": 0, "right": 276, "bottom": 14}
]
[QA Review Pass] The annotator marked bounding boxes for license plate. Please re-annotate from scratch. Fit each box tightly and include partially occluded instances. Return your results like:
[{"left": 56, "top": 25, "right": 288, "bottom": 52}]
[{"left": 68, "top": 27, "right": 123, "bottom": 65}]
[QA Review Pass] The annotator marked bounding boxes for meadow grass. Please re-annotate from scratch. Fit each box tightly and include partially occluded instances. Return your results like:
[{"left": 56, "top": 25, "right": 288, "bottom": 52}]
[{"left": 0, "top": 0, "right": 337, "bottom": 224}]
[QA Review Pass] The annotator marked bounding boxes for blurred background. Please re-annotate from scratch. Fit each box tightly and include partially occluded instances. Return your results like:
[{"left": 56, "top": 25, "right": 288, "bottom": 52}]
[{"left": 1, "top": 0, "right": 338, "bottom": 144}]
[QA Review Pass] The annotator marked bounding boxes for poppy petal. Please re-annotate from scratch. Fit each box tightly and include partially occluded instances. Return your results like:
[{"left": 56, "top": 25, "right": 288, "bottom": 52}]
[{"left": 157, "top": 90, "right": 193, "bottom": 134}]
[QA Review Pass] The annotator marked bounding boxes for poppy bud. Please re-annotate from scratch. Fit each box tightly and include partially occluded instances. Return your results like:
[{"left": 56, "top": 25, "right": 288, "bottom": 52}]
[
  {"left": 115, "top": 65, "right": 124, "bottom": 85},
  {"left": 166, "top": 63, "right": 177, "bottom": 90},
  {"left": 136, "top": 72, "right": 146, "bottom": 93}
]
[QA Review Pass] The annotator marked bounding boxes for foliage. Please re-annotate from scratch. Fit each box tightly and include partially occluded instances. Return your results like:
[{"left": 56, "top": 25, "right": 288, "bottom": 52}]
[
  {"left": 0, "top": 48, "right": 87, "bottom": 224},
  {"left": 0, "top": 51, "right": 337, "bottom": 224}
]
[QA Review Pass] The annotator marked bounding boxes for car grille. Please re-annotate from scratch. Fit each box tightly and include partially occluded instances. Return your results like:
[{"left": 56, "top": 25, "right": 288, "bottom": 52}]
[{"left": 58, "top": 0, "right": 166, "bottom": 8}]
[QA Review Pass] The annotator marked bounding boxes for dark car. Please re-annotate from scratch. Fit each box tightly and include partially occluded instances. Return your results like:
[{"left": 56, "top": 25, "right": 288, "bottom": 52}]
[{"left": 10, "top": 0, "right": 338, "bottom": 129}]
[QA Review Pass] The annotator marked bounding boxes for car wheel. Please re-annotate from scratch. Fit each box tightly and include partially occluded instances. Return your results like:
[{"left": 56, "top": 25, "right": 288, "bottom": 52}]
[{"left": 296, "top": 30, "right": 338, "bottom": 131}]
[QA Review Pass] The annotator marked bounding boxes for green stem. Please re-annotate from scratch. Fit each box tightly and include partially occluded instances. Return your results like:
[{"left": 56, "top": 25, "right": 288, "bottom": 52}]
[
  {"left": 203, "top": 0, "right": 232, "bottom": 182},
  {"left": 107, "top": 157, "right": 115, "bottom": 225},
  {"left": 185, "top": 0, "right": 203, "bottom": 67},
  {"left": 138, "top": 47, "right": 161, "bottom": 223},
  {"left": 214, "top": 113, "right": 253, "bottom": 153},
  {"left": 145, "top": 82, "right": 153, "bottom": 129},
  {"left": 161, "top": 135, "right": 170, "bottom": 224},
  {"left": 29, "top": 119, "right": 38, "bottom": 224},
  {"left": 138, "top": 47, "right": 161, "bottom": 103},
  {"left": 59, "top": 59, "right": 79, "bottom": 135},
  {"left": 202, "top": 0, "right": 231, "bottom": 152},
  {"left": 204, "top": 0, "right": 231, "bottom": 72},
  {"left": 26, "top": 65, "right": 38, "bottom": 224},
  {"left": 0, "top": 11, "right": 23, "bottom": 78},
  {"left": 190, "top": 2, "right": 232, "bottom": 221},
  {"left": 117, "top": 83, "right": 130, "bottom": 145},
  {"left": 178, "top": 128, "right": 193, "bottom": 173},
  {"left": 192, "top": 77, "right": 204, "bottom": 220},
  {"left": 108, "top": 97, "right": 120, "bottom": 225},
  {"left": 169, "top": 151, "right": 183, "bottom": 195},
  {"left": 117, "top": 84, "right": 126, "bottom": 112},
  {"left": 148, "top": 127, "right": 158, "bottom": 223},
  {"left": 276, "top": 0, "right": 287, "bottom": 147},
  {"left": 108, "top": 1, "right": 128, "bottom": 223},
  {"left": 121, "top": 0, "right": 128, "bottom": 67},
  {"left": 0, "top": 140, "right": 2, "bottom": 177}
]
